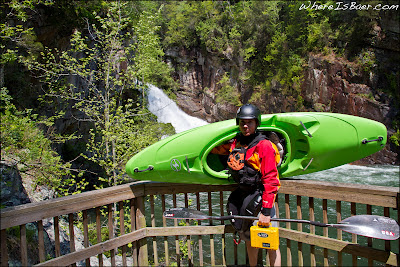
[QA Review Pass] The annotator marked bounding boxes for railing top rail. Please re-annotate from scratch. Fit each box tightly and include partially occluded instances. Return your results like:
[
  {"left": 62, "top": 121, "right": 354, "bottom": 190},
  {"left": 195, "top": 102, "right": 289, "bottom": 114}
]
[
  {"left": 1, "top": 179, "right": 398, "bottom": 230},
  {"left": 0, "top": 181, "right": 236, "bottom": 229},
  {"left": 280, "top": 179, "right": 399, "bottom": 208},
  {"left": 280, "top": 179, "right": 399, "bottom": 196}
]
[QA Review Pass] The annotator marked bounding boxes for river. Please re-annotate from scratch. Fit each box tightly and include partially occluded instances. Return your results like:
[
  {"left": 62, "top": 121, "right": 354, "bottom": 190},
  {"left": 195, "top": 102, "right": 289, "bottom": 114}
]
[{"left": 146, "top": 85, "right": 399, "bottom": 266}]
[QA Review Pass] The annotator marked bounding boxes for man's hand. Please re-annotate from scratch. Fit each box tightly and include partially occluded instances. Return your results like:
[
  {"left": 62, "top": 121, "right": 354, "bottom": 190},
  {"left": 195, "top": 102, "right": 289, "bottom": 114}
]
[{"left": 258, "top": 213, "right": 271, "bottom": 227}]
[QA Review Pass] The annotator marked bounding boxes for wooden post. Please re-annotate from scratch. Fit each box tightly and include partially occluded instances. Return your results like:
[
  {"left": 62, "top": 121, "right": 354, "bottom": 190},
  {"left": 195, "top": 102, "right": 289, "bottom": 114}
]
[
  {"left": 196, "top": 192, "right": 204, "bottom": 266},
  {"left": 54, "top": 216, "right": 61, "bottom": 258},
  {"left": 173, "top": 194, "right": 181, "bottom": 266},
  {"left": 136, "top": 196, "right": 148, "bottom": 266},
  {"left": 323, "top": 199, "right": 328, "bottom": 266},
  {"left": 38, "top": 220, "right": 45, "bottom": 263},
  {"left": 336, "top": 201, "right": 342, "bottom": 266},
  {"left": 285, "top": 194, "right": 292, "bottom": 266},
  {"left": 220, "top": 191, "right": 226, "bottom": 266},
  {"left": 309, "top": 198, "right": 315, "bottom": 267},
  {"left": 108, "top": 204, "right": 115, "bottom": 266},
  {"left": 82, "top": 210, "right": 90, "bottom": 266},
  {"left": 20, "top": 224, "right": 28, "bottom": 266},
  {"left": 119, "top": 201, "right": 127, "bottom": 267},
  {"left": 297, "top": 196, "right": 303, "bottom": 266},
  {"left": 68, "top": 214, "right": 76, "bottom": 267},
  {"left": 130, "top": 199, "right": 138, "bottom": 266},
  {"left": 162, "top": 195, "right": 170, "bottom": 266},
  {"left": 95, "top": 207, "right": 103, "bottom": 266},
  {"left": 208, "top": 192, "right": 215, "bottom": 266},
  {"left": 150, "top": 196, "right": 158, "bottom": 265}
]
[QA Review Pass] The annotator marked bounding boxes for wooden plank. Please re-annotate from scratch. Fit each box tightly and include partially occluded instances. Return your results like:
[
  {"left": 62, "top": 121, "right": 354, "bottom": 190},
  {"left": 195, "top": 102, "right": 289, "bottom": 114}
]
[
  {"left": 280, "top": 180, "right": 398, "bottom": 208},
  {"left": 285, "top": 194, "right": 292, "bottom": 266},
  {"left": 220, "top": 191, "right": 226, "bottom": 267},
  {"left": 150, "top": 196, "right": 158, "bottom": 266},
  {"left": 119, "top": 201, "right": 127, "bottom": 267},
  {"left": 184, "top": 193, "right": 192, "bottom": 265},
  {"left": 82, "top": 210, "right": 90, "bottom": 267},
  {"left": 136, "top": 197, "right": 148, "bottom": 266},
  {"left": 35, "top": 228, "right": 147, "bottom": 267},
  {"left": 95, "top": 207, "right": 103, "bottom": 266},
  {"left": 173, "top": 194, "right": 180, "bottom": 266},
  {"left": 208, "top": 192, "right": 215, "bottom": 266},
  {"left": 309, "top": 198, "right": 315, "bottom": 267},
  {"left": 196, "top": 192, "right": 204, "bottom": 267},
  {"left": 38, "top": 220, "right": 45, "bottom": 263},
  {"left": 323, "top": 199, "right": 328, "bottom": 266},
  {"left": 67, "top": 215, "right": 76, "bottom": 267},
  {"left": 54, "top": 216, "right": 60, "bottom": 258},
  {"left": 108, "top": 204, "right": 115, "bottom": 266},
  {"left": 280, "top": 180, "right": 399, "bottom": 197},
  {"left": 20, "top": 224, "right": 28, "bottom": 266},
  {"left": 297, "top": 196, "right": 303, "bottom": 266},
  {"left": 147, "top": 225, "right": 235, "bottom": 237},
  {"left": 1, "top": 182, "right": 146, "bottom": 230},
  {"left": 161, "top": 195, "right": 169, "bottom": 267},
  {"left": 130, "top": 199, "right": 137, "bottom": 267},
  {"left": 279, "top": 228, "right": 398, "bottom": 266}
]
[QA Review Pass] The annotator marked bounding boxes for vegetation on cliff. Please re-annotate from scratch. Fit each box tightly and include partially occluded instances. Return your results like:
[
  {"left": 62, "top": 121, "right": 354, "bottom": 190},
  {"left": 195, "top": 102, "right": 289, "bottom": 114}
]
[
  {"left": 160, "top": 1, "right": 397, "bottom": 105},
  {"left": 1, "top": 1, "right": 399, "bottom": 197}
]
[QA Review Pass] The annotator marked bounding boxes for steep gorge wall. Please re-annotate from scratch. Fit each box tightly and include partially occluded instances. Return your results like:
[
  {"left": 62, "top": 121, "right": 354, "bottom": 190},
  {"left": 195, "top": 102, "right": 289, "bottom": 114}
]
[{"left": 168, "top": 20, "right": 399, "bottom": 164}]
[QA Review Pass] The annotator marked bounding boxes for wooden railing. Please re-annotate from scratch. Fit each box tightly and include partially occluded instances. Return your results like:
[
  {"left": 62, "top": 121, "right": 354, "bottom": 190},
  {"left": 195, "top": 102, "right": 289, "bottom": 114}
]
[{"left": 1, "top": 180, "right": 399, "bottom": 266}]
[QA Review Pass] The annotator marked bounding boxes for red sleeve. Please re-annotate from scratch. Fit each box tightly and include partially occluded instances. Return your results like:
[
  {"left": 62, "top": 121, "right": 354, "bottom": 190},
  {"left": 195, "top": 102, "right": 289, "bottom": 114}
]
[{"left": 258, "top": 140, "right": 280, "bottom": 211}]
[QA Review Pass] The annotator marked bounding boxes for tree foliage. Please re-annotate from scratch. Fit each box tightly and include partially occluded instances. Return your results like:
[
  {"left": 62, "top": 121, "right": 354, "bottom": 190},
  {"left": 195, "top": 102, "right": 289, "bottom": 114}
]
[
  {"left": 1, "top": 0, "right": 175, "bottom": 195},
  {"left": 1, "top": 88, "right": 84, "bottom": 196}
]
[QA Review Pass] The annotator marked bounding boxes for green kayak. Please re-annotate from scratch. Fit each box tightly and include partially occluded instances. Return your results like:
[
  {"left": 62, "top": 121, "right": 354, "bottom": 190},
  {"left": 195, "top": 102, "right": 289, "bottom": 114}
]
[{"left": 126, "top": 112, "right": 386, "bottom": 184}]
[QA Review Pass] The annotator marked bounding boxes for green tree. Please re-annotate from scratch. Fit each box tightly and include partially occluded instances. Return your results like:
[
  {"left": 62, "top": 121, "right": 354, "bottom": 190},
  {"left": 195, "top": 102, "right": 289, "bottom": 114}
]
[
  {"left": 1, "top": 88, "right": 83, "bottom": 197},
  {"left": 9, "top": 1, "right": 174, "bottom": 190}
]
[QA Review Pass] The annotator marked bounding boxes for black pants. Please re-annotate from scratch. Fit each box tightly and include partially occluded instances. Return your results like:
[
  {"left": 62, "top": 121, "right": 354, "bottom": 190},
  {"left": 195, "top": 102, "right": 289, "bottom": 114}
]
[{"left": 227, "top": 186, "right": 263, "bottom": 239}]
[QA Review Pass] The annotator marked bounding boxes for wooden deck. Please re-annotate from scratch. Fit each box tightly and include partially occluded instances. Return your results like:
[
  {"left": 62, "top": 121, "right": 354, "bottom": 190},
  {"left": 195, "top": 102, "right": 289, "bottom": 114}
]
[{"left": 1, "top": 179, "right": 399, "bottom": 266}]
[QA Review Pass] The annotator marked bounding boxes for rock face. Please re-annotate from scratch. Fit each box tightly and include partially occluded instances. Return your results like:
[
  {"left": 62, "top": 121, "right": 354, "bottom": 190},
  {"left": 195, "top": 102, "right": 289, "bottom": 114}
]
[{"left": 166, "top": 24, "right": 399, "bottom": 164}]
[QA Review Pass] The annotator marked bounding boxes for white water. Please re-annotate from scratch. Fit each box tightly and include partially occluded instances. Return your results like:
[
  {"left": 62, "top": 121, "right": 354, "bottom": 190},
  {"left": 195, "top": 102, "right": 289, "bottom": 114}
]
[
  {"left": 147, "top": 84, "right": 208, "bottom": 133},
  {"left": 147, "top": 85, "right": 399, "bottom": 187},
  {"left": 297, "top": 164, "right": 399, "bottom": 187}
]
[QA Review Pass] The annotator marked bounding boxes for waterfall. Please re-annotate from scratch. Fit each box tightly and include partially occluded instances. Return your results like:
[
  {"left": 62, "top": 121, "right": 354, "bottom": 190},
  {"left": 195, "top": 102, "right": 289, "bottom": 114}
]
[{"left": 147, "top": 84, "right": 208, "bottom": 133}]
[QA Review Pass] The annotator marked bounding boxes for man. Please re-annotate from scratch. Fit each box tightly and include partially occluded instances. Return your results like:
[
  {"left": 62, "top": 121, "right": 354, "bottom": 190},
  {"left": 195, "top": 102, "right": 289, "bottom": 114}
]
[{"left": 212, "top": 104, "right": 281, "bottom": 266}]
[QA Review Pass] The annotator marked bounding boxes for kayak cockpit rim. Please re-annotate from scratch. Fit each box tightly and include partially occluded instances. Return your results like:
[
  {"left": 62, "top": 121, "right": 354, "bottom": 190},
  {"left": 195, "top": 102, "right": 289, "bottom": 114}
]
[{"left": 201, "top": 127, "right": 291, "bottom": 179}]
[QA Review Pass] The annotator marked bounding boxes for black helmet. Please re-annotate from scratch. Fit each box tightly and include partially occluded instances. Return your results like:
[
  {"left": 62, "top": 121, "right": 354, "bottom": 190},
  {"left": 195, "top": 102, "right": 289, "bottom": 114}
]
[{"left": 236, "top": 104, "right": 261, "bottom": 126}]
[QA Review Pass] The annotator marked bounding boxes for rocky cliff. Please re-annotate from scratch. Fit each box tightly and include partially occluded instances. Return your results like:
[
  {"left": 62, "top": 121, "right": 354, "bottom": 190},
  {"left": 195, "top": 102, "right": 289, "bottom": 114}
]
[{"left": 167, "top": 20, "right": 399, "bottom": 165}]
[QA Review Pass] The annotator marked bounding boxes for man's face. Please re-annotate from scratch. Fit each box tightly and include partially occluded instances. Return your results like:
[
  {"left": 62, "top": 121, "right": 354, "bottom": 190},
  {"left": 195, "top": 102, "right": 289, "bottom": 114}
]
[{"left": 239, "top": 119, "right": 257, "bottom": 136}]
